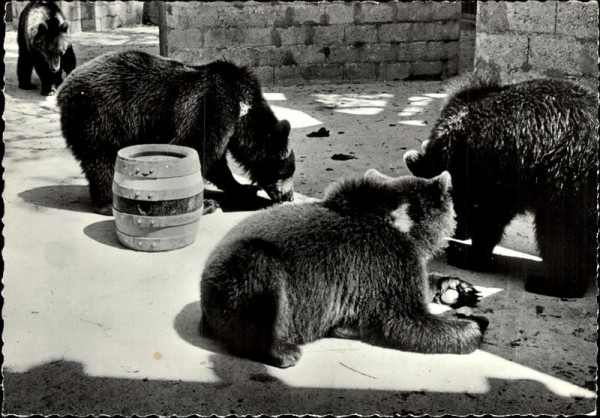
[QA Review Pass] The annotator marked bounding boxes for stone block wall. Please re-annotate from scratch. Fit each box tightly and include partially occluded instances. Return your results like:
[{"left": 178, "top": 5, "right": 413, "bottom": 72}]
[
  {"left": 11, "top": 1, "right": 144, "bottom": 32},
  {"left": 166, "top": 1, "right": 462, "bottom": 84},
  {"left": 475, "top": 1, "right": 598, "bottom": 89}
]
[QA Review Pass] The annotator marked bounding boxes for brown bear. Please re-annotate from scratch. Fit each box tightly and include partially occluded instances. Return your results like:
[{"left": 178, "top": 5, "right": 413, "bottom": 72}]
[
  {"left": 200, "top": 169, "right": 487, "bottom": 368},
  {"left": 57, "top": 50, "right": 294, "bottom": 215},
  {"left": 18, "top": 0, "right": 76, "bottom": 96},
  {"left": 404, "top": 76, "right": 598, "bottom": 298}
]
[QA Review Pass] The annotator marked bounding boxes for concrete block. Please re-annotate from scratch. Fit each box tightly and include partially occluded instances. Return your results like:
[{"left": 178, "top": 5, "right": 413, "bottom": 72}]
[
  {"left": 327, "top": 45, "right": 361, "bottom": 64},
  {"left": 556, "top": 1, "right": 599, "bottom": 40},
  {"left": 344, "top": 25, "right": 378, "bottom": 44},
  {"left": 313, "top": 26, "right": 345, "bottom": 45},
  {"left": 579, "top": 41, "right": 599, "bottom": 77},
  {"left": 257, "top": 47, "right": 297, "bottom": 67},
  {"left": 412, "top": 21, "right": 461, "bottom": 42},
  {"left": 378, "top": 23, "right": 413, "bottom": 43},
  {"left": 322, "top": 2, "right": 355, "bottom": 25},
  {"left": 424, "top": 41, "right": 461, "bottom": 61},
  {"left": 529, "top": 34, "right": 589, "bottom": 78},
  {"left": 379, "top": 62, "right": 411, "bottom": 80},
  {"left": 289, "top": 45, "right": 328, "bottom": 65},
  {"left": 478, "top": 2, "right": 556, "bottom": 35},
  {"left": 289, "top": 3, "right": 327, "bottom": 26},
  {"left": 274, "top": 65, "right": 305, "bottom": 83},
  {"left": 343, "top": 63, "right": 379, "bottom": 80},
  {"left": 396, "top": 2, "right": 460, "bottom": 22},
  {"left": 356, "top": 2, "right": 395, "bottom": 24},
  {"left": 204, "top": 28, "right": 272, "bottom": 47},
  {"left": 169, "top": 29, "right": 205, "bottom": 49},
  {"left": 301, "top": 64, "right": 345, "bottom": 81},
  {"left": 279, "top": 26, "right": 313, "bottom": 46},
  {"left": 411, "top": 60, "right": 443, "bottom": 76},
  {"left": 357, "top": 43, "right": 398, "bottom": 63},
  {"left": 474, "top": 32, "right": 530, "bottom": 80}
]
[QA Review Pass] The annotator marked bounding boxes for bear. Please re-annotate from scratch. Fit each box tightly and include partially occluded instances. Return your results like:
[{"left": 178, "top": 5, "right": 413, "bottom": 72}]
[
  {"left": 403, "top": 76, "right": 598, "bottom": 298},
  {"left": 200, "top": 169, "right": 488, "bottom": 368},
  {"left": 57, "top": 50, "right": 294, "bottom": 215},
  {"left": 17, "top": 0, "right": 77, "bottom": 96}
]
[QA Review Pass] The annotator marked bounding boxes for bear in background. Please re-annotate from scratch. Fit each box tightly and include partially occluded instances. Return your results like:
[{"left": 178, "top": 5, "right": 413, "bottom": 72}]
[
  {"left": 200, "top": 169, "right": 487, "bottom": 368},
  {"left": 18, "top": 0, "right": 76, "bottom": 96},
  {"left": 57, "top": 50, "right": 295, "bottom": 215},
  {"left": 404, "top": 76, "right": 598, "bottom": 298}
]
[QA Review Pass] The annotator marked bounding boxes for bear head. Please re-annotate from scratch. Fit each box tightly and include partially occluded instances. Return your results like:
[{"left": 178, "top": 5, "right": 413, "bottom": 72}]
[{"left": 32, "top": 18, "right": 71, "bottom": 73}]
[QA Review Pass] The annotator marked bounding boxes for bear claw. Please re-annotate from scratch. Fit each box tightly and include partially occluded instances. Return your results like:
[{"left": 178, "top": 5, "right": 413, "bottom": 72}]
[{"left": 433, "top": 275, "right": 481, "bottom": 308}]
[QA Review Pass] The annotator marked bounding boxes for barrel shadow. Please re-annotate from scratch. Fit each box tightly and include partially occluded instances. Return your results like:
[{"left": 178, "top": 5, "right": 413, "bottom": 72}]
[
  {"left": 19, "top": 185, "right": 94, "bottom": 213},
  {"left": 83, "top": 220, "right": 127, "bottom": 250}
]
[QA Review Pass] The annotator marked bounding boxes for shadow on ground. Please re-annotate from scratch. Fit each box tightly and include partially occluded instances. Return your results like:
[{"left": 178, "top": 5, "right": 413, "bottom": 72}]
[
  {"left": 2, "top": 357, "right": 592, "bottom": 416},
  {"left": 19, "top": 185, "right": 93, "bottom": 213}
]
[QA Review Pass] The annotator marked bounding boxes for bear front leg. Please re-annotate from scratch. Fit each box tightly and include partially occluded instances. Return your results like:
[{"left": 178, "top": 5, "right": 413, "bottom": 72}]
[
  {"left": 363, "top": 312, "right": 488, "bottom": 354},
  {"left": 61, "top": 46, "right": 77, "bottom": 75},
  {"left": 447, "top": 207, "right": 514, "bottom": 271},
  {"left": 204, "top": 155, "right": 260, "bottom": 208},
  {"left": 427, "top": 273, "right": 481, "bottom": 308},
  {"left": 36, "top": 66, "right": 58, "bottom": 96},
  {"left": 17, "top": 52, "right": 36, "bottom": 90}
]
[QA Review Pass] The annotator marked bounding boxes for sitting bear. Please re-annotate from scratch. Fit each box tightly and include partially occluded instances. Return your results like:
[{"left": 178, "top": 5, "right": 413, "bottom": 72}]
[
  {"left": 57, "top": 50, "right": 294, "bottom": 215},
  {"left": 18, "top": 0, "right": 77, "bottom": 96},
  {"left": 200, "top": 169, "right": 487, "bottom": 368},
  {"left": 404, "top": 76, "right": 598, "bottom": 298}
]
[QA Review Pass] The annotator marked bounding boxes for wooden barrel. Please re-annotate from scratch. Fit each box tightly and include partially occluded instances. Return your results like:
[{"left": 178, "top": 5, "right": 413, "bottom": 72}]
[{"left": 112, "top": 144, "right": 203, "bottom": 252}]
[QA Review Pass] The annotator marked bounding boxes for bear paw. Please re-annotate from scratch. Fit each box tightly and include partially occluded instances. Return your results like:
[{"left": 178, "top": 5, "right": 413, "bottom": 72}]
[
  {"left": 268, "top": 342, "right": 302, "bottom": 368},
  {"left": 433, "top": 275, "right": 481, "bottom": 308},
  {"left": 202, "top": 199, "right": 222, "bottom": 215}
]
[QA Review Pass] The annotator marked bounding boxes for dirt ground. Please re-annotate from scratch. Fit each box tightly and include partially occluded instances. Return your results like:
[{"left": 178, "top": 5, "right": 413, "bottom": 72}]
[{"left": 2, "top": 25, "right": 597, "bottom": 416}]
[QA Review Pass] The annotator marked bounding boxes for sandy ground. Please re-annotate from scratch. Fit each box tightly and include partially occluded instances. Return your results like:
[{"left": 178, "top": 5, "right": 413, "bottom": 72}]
[{"left": 2, "top": 26, "right": 597, "bottom": 415}]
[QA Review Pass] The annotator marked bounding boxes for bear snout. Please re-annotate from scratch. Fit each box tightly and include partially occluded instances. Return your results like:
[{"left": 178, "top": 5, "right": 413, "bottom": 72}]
[{"left": 49, "top": 56, "right": 61, "bottom": 73}]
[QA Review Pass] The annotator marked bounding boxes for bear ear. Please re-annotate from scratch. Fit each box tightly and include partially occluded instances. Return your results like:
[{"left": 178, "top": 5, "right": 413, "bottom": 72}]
[
  {"left": 403, "top": 149, "right": 423, "bottom": 175},
  {"left": 435, "top": 171, "right": 452, "bottom": 192},
  {"left": 60, "top": 20, "right": 70, "bottom": 32},
  {"left": 37, "top": 22, "right": 48, "bottom": 34}
]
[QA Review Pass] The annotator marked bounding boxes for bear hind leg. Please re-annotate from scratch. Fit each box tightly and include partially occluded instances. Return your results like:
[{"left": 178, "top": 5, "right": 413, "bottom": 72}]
[
  {"left": 528, "top": 208, "right": 592, "bottom": 297},
  {"left": 17, "top": 52, "right": 36, "bottom": 90},
  {"left": 80, "top": 155, "right": 117, "bottom": 215},
  {"left": 201, "top": 239, "right": 301, "bottom": 368}
]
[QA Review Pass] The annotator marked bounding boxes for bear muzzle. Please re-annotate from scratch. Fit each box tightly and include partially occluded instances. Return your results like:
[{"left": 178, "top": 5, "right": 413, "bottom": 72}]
[{"left": 263, "top": 179, "right": 294, "bottom": 203}]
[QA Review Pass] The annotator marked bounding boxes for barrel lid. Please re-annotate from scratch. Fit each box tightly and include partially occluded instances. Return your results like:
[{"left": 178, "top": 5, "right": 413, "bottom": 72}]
[{"left": 115, "top": 144, "right": 201, "bottom": 179}]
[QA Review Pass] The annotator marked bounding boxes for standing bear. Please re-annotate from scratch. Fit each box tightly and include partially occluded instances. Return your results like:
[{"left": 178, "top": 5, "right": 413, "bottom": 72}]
[
  {"left": 404, "top": 76, "right": 598, "bottom": 298},
  {"left": 57, "top": 50, "right": 295, "bottom": 215},
  {"left": 18, "top": 0, "right": 77, "bottom": 96},
  {"left": 201, "top": 169, "right": 487, "bottom": 368}
]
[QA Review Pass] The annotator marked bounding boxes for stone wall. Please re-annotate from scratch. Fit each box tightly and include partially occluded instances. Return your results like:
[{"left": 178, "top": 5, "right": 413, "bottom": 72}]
[
  {"left": 11, "top": 1, "right": 144, "bottom": 32},
  {"left": 166, "top": 1, "right": 462, "bottom": 84},
  {"left": 475, "top": 1, "right": 598, "bottom": 89}
]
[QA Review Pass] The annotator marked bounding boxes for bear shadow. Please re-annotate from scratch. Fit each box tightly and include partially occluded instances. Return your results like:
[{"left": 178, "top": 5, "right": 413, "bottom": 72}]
[
  {"left": 83, "top": 220, "right": 128, "bottom": 250},
  {"left": 19, "top": 184, "right": 95, "bottom": 213},
  {"left": 204, "top": 189, "right": 274, "bottom": 213},
  {"left": 174, "top": 301, "right": 233, "bottom": 356}
]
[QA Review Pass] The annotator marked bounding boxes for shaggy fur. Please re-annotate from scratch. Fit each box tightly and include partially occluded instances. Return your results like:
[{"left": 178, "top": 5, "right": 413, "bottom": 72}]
[
  {"left": 404, "top": 77, "right": 598, "bottom": 298},
  {"left": 57, "top": 50, "right": 294, "bottom": 214},
  {"left": 200, "top": 170, "right": 488, "bottom": 368},
  {"left": 18, "top": 0, "right": 76, "bottom": 96}
]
